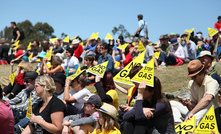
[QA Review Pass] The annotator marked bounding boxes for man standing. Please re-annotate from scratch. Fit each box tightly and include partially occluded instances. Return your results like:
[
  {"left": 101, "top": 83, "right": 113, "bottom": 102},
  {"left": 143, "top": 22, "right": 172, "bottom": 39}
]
[
  {"left": 132, "top": 14, "right": 148, "bottom": 39},
  {"left": 11, "top": 22, "right": 21, "bottom": 43},
  {"left": 183, "top": 60, "right": 219, "bottom": 124}
]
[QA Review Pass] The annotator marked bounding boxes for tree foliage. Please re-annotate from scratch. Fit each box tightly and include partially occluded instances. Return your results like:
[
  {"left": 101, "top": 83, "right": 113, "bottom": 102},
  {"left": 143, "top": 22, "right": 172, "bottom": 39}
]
[
  {"left": 112, "top": 24, "right": 131, "bottom": 39},
  {"left": 0, "top": 20, "right": 55, "bottom": 48}
]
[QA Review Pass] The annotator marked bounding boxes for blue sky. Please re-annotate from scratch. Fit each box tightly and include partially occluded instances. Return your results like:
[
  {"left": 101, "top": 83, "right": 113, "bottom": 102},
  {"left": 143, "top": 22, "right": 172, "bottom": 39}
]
[{"left": 0, "top": 0, "right": 220, "bottom": 43}]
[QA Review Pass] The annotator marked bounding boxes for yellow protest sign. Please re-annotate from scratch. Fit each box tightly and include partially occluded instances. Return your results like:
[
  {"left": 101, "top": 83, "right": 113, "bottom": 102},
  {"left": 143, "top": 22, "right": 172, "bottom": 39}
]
[
  {"left": 9, "top": 71, "right": 16, "bottom": 86},
  {"left": 186, "top": 33, "right": 191, "bottom": 41},
  {"left": 69, "top": 69, "right": 85, "bottom": 80},
  {"left": 105, "top": 33, "right": 113, "bottom": 39},
  {"left": 194, "top": 105, "right": 219, "bottom": 134},
  {"left": 44, "top": 48, "right": 52, "bottom": 60},
  {"left": 14, "top": 54, "right": 24, "bottom": 61},
  {"left": 28, "top": 53, "right": 33, "bottom": 60},
  {"left": 175, "top": 116, "right": 196, "bottom": 134},
  {"left": 13, "top": 40, "right": 20, "bottom": 50},
  {"left": 186, "top": 28, "right": 195, "bottom": 33},
  {"left": 117, "top": 43, "right": 128, "bottom": 50},
  {"left": 63, "top": 35, "right": 69, "bottom": 42},
  {"left": 95, "top": 32, "right": 99, "bottom": 40},
  {"left": 76, "top": 66, "right": 81, "bottom": 73},
  {"left": 80, "top": 42, "right": 84, "bottom": 49},
  {"left": 36, "top": 59, "right": 41, "bottom": 62},
  {"left": 154, "top": 51, "right": 160, "bottom": 59},
  {"left": 208, "top": 27, "right": 218, "bottom": 37},
  {"left": 113, "top": 51, "right": 145, "bottom": 86},
  {"left": 39, "top": 41, "right": 41, "bottom": 47},
  {"left": 50, "top": 38, "right": 58, "bottom": 44},
  {"left": 27, "top": 42, "right": 32, "bottom": 50},
  {"left": 131, "top": 58, "right": 154, "bottom": 87},
  {"left": 115, "top": 61, "right": 120, "bottom": 68},
  {"left": 90, "top": 33, "right": 97, "bottom": 39},
  {"left": 86, "top": 61, "right": 108, "bottom": 78},
  {"left": 132, "top": 42, "right": 135, "bottom": 46},
  {"left": 26, "top": 93, "right": 32, "bottom": 118},
  {"left": 138, "top": 41, "right": 145, "bottom": 51}
]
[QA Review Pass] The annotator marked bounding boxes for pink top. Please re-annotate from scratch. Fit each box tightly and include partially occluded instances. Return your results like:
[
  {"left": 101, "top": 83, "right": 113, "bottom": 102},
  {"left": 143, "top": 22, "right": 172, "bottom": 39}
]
[{"left": 0, "top": 100, "right": 14, "bottom": 134}]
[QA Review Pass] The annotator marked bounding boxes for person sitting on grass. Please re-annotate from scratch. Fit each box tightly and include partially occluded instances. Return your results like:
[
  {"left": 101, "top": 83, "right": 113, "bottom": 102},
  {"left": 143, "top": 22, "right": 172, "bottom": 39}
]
[
  {"left": 92, "top": 103, "right": 121, "bottom": 134},
  {"left": 62, "top": 94, "right": 102, "bottom": 134},
  {"left": 81, "top": 55, "right": 95, "bottom": 85}
]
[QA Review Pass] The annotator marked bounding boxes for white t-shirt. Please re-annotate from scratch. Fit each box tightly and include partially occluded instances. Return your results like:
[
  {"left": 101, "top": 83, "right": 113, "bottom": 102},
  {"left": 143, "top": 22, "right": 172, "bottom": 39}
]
[
  {"left": 61, "top": 56, "right": 80, "bottom": 72},
  {"left": 172, "top": 45, "right": 185, "bottom": 60},
  {"left": 69, "top": 88, "right": 91, "bottom": 111}
]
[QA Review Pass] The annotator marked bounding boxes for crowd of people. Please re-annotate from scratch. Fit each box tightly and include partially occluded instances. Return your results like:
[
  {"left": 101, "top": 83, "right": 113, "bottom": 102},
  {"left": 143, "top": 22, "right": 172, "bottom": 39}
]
[{"left": 0, "top": 15, "right": 221, "bottom": 134}]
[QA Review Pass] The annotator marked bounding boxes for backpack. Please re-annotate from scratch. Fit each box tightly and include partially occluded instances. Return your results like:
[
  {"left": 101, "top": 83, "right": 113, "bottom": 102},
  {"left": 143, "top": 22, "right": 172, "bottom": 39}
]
[{"left": 19, "top": 29, "right": 25, "bottom": 40}]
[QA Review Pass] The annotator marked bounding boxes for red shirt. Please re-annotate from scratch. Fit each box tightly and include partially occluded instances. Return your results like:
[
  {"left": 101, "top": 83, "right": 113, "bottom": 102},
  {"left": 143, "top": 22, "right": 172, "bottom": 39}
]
[
  {"left": 123, "top": 53, "right": 133, "bottom": 67},
  {"left": 0, "top": 101, "right": 14, "bottom": 134},
  {"left": 14, "top": 73, "right": 24, "bottom": 85},
  {"left": 15, "top": 49, "right": 24, "bottom": 58},
  {"left": 73, "top": 45, "right": 83, "bottom": 60},
  {"left": 214, "top": 22, "right": 221, "bottom": 31}
]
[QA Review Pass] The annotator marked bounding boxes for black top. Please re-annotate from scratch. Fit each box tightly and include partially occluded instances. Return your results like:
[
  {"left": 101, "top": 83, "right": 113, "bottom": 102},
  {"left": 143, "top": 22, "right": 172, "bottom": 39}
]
[
  {"left": 81, "top": 66, "right": 95, "bottom": 83},
  {"left": 32, "top": 96, "right": 67, "bottom": 134},
  {"left": 95, "top": 53, "right": 102, "bottom": 61},
  {"left": 12, "top": 27, "right": 19, "bottom": 40},
  {"left": 94, "top": 82, "right": 113, "bottom": 103},
  {"left": 52, "top": 47, "right": 64, "bottom": 54},
  {"left": 0, "top": 45, "right": 9, "bottom": 60},
  {"left": 32, "top": 47, "right": 42, "bottom": 57},
  {"left": 215, "top": 107, "right": 221, "bottom": 133},
  {"left": 123, "top": 100, "right": 176, "bottom": 134}
]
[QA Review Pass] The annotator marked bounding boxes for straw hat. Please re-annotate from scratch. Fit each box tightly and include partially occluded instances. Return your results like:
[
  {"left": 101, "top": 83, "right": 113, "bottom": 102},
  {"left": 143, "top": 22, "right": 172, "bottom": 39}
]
[
  {"left": 187, "top": 60, "right": 204, "bottom": 77},
  {"left": 97, "top": 103, "right": 117, "bottom": 120},
  {"left": 198, "top": 51, "right": 214, "bottom": 61}
]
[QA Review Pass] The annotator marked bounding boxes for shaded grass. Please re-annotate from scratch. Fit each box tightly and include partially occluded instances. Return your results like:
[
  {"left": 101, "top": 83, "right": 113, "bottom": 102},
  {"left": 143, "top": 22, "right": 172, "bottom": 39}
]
[{"left": 0, "top": 63, "right": 190, "bottom": 105}]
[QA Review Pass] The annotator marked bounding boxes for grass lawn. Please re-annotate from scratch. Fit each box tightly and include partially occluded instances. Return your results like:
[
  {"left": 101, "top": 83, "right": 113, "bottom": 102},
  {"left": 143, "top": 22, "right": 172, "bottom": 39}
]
[{"left": 0, "top": 63, "right": 190, "bottom": 105}]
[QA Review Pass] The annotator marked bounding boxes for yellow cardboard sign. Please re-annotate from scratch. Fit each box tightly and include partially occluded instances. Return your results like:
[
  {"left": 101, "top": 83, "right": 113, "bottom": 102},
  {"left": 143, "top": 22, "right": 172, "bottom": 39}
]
[
  {"left": 90, "top": 33, "right": 97, "bottom": 39},
  {"left": 69, "top": 69, "right": 85, "bottom": 80},
  {"left": 186, "top": 33, "right": 191, "bottom": 41},
  {"left": 80, "top": 42, "right": 84, "bottom": 49},
  {"left": 76, "top": 66, "right": 81, "bottom": 73},
  {"left": 27, "top": 42, "right": 32, "bottom": 50},
  {"left": 194, "top": 105, "right": 219, "bottom": 134},
  {"left": 154, "top": 51, "right": 160, "bottom": 59},
  {"left": 9, "top": 71, "right": 16, "bottom": 86},
  {"left": 26, "top": 93, "right": 32, "bottom": 118},
  {"left": 86, "top": 61, "right": 108, "bottom": 78},
  {"left": 208, "top": 27, "right": 218, "bottom": 37},
  {"left": 14, "top": 54, "right": 24, "bottom": 61},
  {"left": 28, "top": 53, "right": 33, "bottom": 60},
  {"left": 45, "top": 48, "right": 52, "bottom": 60},
  {"left": 113, "top": 51, "right": 145, "bottom": 86},
  {"left": 39, "top": 41, "right": 41, "bottom": 47},
  {"left": 115, "top": 61, "right": 120, "bottom": 68},
  {"left": 117, "top": 43, "right": 128, "bottom": 50},
  {"left": 105, "top": 33, "right": 113, "bottom": 39},
  {"left": 50, "top": 38, "right": 58, "bottom": 44},
  {"left": 175, "top": 116, "right": 196, "bottom": 134},
  {"left": 36, "top": 59, "right": 41, "bottom": 63},
  {"left": 95, "top": 32, "right": 99, "bottom": 40},
  {"left": 63, "top": 35, "right": 69, "bottom": 42},
  {"left": 138, "top": 41, "right": 145, "bottom": 51},
  {"left": 132, "top": 42, "right": 135, "bottom": 46},
  {"left": 131, "top": 58, "right": 154, "bottom": 87},
  {"left": 13, "top": 40, "right": 20, "bottom": 50},
  {"left": 186, "top": 28, "right": 195, "bottom": 33}
]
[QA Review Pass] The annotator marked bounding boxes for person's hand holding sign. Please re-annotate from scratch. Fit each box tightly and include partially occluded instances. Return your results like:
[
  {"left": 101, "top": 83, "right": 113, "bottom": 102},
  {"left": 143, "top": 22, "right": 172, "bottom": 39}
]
[{"left": 95, "top": 74, "right": 102, "bottom": 83}]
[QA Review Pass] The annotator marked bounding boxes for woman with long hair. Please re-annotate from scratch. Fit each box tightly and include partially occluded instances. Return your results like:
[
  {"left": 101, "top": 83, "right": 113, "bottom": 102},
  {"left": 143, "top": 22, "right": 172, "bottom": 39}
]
[
  {"left": 94, "top": 72, "right": 119, "bottom": 113},
  {"left": 123, "top": 77, "right": 175, "bottom": 134}
]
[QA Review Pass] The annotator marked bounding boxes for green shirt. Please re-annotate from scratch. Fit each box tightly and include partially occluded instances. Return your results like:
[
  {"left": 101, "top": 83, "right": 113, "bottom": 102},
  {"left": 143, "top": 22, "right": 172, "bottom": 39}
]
[{"left": 159, "top": 44, "right": 172, "bottom": 55}]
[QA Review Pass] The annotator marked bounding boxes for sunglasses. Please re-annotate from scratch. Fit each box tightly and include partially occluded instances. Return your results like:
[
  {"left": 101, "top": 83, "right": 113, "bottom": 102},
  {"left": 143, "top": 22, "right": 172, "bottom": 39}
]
[{"left": 24, "top": 80, "right": 32, "bottom": 83}]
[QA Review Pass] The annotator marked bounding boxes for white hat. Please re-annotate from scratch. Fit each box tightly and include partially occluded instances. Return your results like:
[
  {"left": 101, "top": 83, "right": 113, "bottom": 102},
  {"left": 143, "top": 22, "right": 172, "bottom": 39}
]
[
  {"left": 72, "top": 39, "right": 80, "bottom": 44},
  {"left": 97, "top": 103, "right": 117, "bottom": 120}
]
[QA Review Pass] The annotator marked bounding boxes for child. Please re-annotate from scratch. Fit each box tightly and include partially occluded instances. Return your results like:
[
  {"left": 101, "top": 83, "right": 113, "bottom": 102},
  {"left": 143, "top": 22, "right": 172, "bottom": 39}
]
[
  {"left": 81, "top": 55, "right": 95, "bottom": 85},
  {"left": 62, "top": 94, "right": 102, "bottom": 134},
  {"left": 93, "top": 103, "right": 121, "bottom": 134}
]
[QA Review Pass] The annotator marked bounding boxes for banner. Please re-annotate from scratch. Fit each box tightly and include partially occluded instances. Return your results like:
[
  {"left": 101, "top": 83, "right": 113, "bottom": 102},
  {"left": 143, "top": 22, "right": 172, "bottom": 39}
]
[
  {"left": 138, "top": 41, "right": 145, "bottom": 51},
  {"left": 208, "top": 27, "right": 218, "bottom": 37},
  {"left": 45, "top": 48, "right": 52, "bottom": 60},
  {"left": 49, "top": 38, "right": 58, "bottom": 44},
  {"left": 63, "top": 35, "right": 69, "bottom": 42},
  {"left": 105, "top": 33, "right": 113, "bottom": 39},
  {"left": 113, "top": 51, "right": 145, "bottom": 85},
  {"left": 27, "top": 42, "right": 32, "bottom": 50},
  {"left": 131, "top": 58, "right": 154, "bottom": 87},
  {"left": 9, "top": 71, "right": 16, "bottom": 86},
  {"left": 154, "top": 51, "right": 160, "bottom": 59},
  {"left": 194, "top": 105, "right": 219, "bottom": 134},
  {"left": 86, "top": 61, "right": 108, "bottom": 78},
  {"left": 175, "top": 116, "right": 196, "bottom": 134},
  {"left": 117, "top": 43, "right": 128, "bottom": 50}
]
